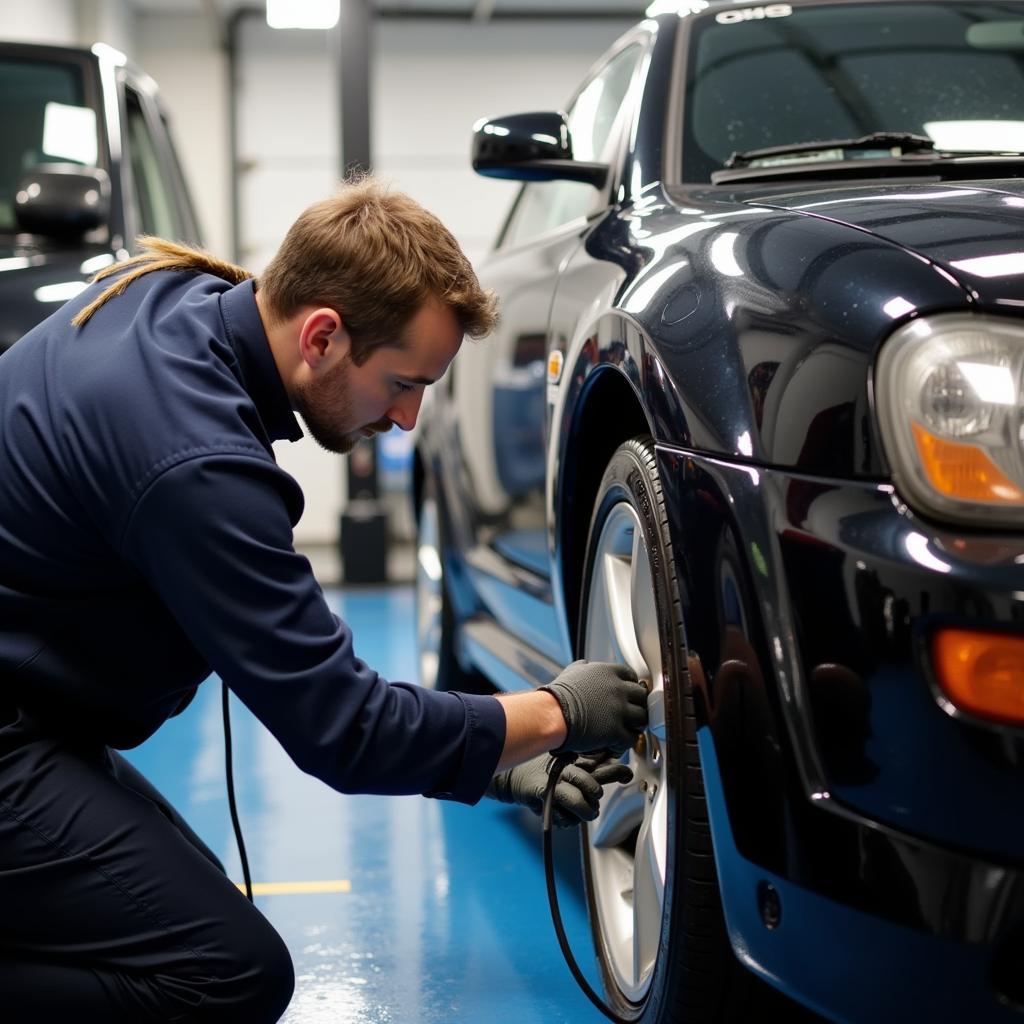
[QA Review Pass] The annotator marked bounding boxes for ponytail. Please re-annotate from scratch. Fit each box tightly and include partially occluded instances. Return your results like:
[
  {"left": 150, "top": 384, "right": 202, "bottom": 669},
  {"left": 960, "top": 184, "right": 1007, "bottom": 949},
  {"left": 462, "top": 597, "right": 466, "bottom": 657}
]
[{"left": 71, "top": 237, "right": 253, "bottom": 328}]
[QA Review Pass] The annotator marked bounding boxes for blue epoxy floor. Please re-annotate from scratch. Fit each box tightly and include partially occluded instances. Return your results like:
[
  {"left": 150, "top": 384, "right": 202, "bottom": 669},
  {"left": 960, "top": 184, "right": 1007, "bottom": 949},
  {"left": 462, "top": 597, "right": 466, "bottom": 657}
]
[{"left": 123, "top": 586, "right": 605, "bottom": 1023}]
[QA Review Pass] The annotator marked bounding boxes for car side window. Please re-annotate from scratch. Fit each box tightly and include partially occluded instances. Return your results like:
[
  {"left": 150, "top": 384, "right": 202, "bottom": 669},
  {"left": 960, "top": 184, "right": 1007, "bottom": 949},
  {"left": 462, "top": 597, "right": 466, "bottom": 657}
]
[
  {"left": 124, "top": 87, "right": 179, "bottom": 239},
  {"left": 500, "top": 44, "right": 641, "bottom": 249}
]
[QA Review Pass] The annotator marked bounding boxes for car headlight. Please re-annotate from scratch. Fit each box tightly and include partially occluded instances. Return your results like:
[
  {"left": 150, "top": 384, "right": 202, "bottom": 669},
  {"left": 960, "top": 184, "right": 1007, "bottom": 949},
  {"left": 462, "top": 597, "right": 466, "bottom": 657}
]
[{"left": 875, "top": 314, "right": 1024, "bottom": 528}]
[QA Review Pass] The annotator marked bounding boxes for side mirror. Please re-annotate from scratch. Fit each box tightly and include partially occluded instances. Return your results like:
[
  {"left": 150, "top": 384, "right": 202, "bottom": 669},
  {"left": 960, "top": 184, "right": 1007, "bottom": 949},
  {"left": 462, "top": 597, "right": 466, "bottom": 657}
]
[
  {"left": 472, "top": 112, "right": 608, "bottom": 188},
  {"left": 14, "top": 164, "right": 111, "bottom": 237}
]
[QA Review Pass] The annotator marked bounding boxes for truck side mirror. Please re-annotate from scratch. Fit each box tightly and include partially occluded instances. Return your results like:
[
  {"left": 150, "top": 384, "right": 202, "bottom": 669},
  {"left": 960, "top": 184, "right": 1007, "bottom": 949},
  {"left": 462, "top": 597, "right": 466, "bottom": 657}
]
[{"left": 14, "top": 164, "right": 111, "bottom": 237}]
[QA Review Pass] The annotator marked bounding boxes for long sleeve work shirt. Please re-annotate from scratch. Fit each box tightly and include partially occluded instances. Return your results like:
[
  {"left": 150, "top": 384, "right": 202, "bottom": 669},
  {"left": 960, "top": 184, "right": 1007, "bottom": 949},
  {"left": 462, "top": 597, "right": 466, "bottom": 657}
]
[{"left": 0, "top": 269, "right": 506, "bottom": 802}]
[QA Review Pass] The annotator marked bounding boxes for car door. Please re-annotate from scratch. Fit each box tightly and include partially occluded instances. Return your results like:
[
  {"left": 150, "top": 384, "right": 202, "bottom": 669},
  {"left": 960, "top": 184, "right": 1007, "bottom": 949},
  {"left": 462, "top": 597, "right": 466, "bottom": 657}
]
[{"left": 449, "top": 41, "right": 645, "bottom": 670}]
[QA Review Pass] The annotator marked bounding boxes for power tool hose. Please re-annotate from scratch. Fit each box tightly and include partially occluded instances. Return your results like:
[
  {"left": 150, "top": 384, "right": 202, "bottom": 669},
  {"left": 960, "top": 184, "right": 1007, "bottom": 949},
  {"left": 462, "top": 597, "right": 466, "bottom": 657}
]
[
  {"left": 543, "top": 753, "right": 631, "bottom": 1024},
  {"left": 223, "top": 689, "right": 635, "bottom": 1019},
  {"left": 223, "top": 681, "right": 254, "bottom": 903}
]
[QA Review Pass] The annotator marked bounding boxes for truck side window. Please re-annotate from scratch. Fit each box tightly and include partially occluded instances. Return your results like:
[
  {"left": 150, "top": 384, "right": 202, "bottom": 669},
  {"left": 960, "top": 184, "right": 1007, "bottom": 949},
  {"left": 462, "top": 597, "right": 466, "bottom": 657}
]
[{"left": 125, "top": 87, "right": 178, "bottom": 239}]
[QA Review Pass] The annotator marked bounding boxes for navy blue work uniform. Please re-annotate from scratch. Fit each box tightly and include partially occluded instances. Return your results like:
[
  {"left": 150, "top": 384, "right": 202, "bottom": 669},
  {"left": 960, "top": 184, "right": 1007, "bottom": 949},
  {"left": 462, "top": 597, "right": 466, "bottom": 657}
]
[{"left": 0, "top": 268, "right": 507, "bottom": 1022}]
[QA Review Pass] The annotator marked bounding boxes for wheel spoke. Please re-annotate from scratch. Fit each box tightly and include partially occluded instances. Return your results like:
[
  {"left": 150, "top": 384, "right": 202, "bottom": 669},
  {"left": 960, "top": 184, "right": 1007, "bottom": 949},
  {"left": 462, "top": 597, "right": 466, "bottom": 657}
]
[
  {"left": 583, "top": 497, "right": 671, "bottom": 1002},
  {"left": 629, "top": 528, "right": 660, "bottom": 681},
  {"left": 601, "top": 551, "right": 646, "bottom": 677},
  {"left": 589, "top": 763, "right": 646, "bottom": 849},
  {"left": 599, "top": 847, "right": 639, "bottom": 977},
  {"left": 632, "top": 786, "right": 666, "bottom": 985},
  {"left": 646, "top": 687, "right": 667, "bottom": 742}
]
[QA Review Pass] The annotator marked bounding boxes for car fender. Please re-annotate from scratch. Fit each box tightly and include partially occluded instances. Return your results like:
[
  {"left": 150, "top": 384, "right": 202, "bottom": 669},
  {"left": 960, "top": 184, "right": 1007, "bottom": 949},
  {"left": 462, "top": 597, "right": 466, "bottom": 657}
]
[{"left": 547, "top": 306, "right": 664, "bottom": 662}]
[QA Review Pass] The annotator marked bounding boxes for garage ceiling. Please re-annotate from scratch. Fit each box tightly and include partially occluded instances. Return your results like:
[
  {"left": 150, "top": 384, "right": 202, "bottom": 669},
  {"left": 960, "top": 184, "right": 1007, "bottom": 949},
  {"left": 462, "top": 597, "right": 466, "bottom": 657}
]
[{"left": 130, "top": 0, "right": 649, "bottom": 17}]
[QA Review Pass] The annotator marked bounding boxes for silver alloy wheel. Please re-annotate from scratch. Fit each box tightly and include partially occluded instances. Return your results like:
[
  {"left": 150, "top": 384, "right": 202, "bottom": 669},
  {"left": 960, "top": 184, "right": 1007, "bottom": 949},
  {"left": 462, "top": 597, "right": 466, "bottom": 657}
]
[
  {"left": 416, "top": 495, "right": 444, "bottom": 689},
  {"left": 583, "top": 502, "right": 669, "bottom": 1003}
]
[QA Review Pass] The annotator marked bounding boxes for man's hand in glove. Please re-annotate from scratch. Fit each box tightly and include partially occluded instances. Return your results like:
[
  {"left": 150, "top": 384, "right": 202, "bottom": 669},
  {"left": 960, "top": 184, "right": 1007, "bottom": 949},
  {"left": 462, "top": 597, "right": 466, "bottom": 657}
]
[
  {"left": 540, "top": 660, "right": 648, "bottom": 755},
  {"left": 487, "top": 753, "right": 633, "bottom": 828}
]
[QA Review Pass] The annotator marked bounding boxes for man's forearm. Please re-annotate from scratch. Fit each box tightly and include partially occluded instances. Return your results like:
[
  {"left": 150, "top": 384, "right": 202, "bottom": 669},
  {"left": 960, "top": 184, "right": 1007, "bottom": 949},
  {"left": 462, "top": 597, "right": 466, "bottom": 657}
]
[{"left": 493, "top": 690, "right": 567, "bottom": 772}]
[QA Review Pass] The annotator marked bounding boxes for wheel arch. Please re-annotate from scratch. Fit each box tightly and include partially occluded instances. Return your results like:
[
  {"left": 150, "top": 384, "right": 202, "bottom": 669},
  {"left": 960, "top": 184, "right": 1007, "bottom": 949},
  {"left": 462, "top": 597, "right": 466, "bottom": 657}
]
[
  {"left": 557, "top": 363, "right": 651, "bottom": 652},
  {"left": 656, "top": 450, "right": 794, "bottom": 878}
]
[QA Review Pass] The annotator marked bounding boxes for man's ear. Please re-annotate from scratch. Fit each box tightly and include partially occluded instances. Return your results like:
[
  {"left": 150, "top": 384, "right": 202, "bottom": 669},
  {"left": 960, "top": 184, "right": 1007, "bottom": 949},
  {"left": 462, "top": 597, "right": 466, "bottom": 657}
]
[{"left": 297, "top": 307, "right": 348, "bottom": 369}]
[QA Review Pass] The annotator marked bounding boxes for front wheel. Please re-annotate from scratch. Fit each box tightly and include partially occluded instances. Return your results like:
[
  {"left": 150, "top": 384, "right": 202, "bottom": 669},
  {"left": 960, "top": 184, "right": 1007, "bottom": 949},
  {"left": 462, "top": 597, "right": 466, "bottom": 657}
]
[{"left": 578, "top": 438, "right": 750, "bottom": 1023}]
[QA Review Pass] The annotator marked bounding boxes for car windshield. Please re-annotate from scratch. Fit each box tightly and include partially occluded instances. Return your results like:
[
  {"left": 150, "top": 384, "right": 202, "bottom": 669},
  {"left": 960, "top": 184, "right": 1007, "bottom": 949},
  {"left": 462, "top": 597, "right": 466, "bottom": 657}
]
[
  {"left": 0, "top": 56, "right": 97, "bottom": 232},
  {"left": 682, "top": 1, "right": 1024, "bottom": 182}
]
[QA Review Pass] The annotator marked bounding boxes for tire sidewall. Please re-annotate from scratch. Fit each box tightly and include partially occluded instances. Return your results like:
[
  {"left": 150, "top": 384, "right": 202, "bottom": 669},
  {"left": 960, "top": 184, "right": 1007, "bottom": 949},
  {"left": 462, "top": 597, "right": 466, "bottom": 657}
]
[{"left": 577, "top": 438, "right": 690, "bottom": 1024}]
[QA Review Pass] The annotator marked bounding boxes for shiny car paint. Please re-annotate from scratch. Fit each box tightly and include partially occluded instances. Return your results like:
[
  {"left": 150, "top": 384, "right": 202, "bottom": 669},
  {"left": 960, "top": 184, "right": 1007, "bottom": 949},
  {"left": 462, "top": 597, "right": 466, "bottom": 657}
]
[{"left": 417, "top": 2, "right": 1024, "bottom": 1020}]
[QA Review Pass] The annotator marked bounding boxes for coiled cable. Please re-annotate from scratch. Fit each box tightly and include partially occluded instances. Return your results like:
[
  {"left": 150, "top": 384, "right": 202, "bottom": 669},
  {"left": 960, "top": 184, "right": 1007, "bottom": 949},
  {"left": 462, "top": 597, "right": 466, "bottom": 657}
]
[{"left": 543, "top": 754, "right": 630, "bottom": 1024}]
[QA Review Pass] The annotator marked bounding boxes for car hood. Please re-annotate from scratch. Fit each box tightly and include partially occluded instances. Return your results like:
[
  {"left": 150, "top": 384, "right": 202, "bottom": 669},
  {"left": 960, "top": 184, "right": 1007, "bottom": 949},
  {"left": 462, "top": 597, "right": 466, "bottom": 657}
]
[
  {"left": 0, "top": 244, "right": 105, "bottom": 352},
  {"left": 746, "top": 179, "right": 1024, "bottom": 307}
]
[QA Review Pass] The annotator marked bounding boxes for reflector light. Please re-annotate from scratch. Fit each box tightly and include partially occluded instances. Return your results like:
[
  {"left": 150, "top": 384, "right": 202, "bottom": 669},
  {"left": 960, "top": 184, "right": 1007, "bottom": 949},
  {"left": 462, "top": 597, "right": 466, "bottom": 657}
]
[
  {"left": 933, "top": 629, "right": 1024, "bottom": 725},
  {"left": 911, "top": 422, "right": 1024, "bottom": 504}
]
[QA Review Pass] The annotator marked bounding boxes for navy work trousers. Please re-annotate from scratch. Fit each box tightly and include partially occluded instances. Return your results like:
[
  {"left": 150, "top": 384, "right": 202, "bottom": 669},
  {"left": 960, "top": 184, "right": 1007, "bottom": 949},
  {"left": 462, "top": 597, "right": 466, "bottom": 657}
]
[{"left": 0, "top": 703, "right": 294, "bottom": 1022}]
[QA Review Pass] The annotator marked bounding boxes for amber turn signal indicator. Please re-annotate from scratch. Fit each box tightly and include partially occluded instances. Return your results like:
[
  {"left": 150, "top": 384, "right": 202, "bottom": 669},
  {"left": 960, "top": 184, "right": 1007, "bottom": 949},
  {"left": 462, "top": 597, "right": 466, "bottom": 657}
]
[
  {"left": 547, "top": 350, "right": 564, "bottom": 384},
  {"left": 912, "top": 422, "right": 1024, "bottom": 505},
  {"left": 932, "top": 628, "right": 1024, "bottom": 725}
]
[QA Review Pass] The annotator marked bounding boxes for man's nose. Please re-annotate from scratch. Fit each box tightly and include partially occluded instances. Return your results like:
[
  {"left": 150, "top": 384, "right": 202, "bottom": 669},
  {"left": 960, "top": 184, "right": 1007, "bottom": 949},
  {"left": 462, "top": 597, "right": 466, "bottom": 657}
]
[{"left": 387, "top": 389, "right": 424, "bottom": 432}]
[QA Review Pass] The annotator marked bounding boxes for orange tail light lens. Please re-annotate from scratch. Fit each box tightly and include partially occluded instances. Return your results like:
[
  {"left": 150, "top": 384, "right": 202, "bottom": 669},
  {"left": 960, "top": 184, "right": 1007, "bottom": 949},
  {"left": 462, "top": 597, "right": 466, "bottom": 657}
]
[{"left": 932, "top": 629, "right": 1024, "bottom": 725}]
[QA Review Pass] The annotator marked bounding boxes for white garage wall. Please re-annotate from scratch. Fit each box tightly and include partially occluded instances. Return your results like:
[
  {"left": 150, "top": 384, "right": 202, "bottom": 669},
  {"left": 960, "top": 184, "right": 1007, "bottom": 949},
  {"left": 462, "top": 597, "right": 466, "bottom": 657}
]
[
  {"left": 233, "top": 17, "right": 346, "bottom": 545},
  {"left": 133, "top": 11, "right": 637, "bottom": 546},
  {"left": 2, "top": 0, "right": 79, "bottom": 45},
  {"left": 373, "top": 17, "right": 635, "bottom": 266},
  {"left": 2, "top": 0, "right": 134, "bottom": 52},
  {"left": 133, "top": 12, "right": 231, "bottom": 258}
]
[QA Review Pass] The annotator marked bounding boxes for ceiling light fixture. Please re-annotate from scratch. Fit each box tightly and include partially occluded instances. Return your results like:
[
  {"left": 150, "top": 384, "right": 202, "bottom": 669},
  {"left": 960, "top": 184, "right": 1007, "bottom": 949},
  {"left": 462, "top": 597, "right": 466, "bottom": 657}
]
[{"left": 266, "top": 0, "right": 340, "bottom": 30}]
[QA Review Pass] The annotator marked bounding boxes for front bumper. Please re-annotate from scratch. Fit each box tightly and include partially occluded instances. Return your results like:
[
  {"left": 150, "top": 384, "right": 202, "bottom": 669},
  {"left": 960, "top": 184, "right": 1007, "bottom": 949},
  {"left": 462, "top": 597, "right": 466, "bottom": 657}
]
[
  {"left": 658, "top": 447, "right": 1024, "bottom": 1020},
  {"left": 700, "top": 727, "right": 1024, "bottom": 1023}
]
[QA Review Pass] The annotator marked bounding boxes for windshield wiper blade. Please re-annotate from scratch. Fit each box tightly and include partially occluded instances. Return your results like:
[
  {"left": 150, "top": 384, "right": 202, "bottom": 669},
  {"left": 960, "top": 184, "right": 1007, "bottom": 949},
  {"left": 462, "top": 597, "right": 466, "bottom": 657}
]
[{"left": 725, "top": 132, "right": 937, "bottom": 169}]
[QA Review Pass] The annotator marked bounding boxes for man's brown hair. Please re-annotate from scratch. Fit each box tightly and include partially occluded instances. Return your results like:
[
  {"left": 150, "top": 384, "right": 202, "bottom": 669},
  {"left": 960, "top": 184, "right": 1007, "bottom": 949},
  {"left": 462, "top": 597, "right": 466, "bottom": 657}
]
[{"left": 74, "top": 175, "right": 498, "bottom": 361}]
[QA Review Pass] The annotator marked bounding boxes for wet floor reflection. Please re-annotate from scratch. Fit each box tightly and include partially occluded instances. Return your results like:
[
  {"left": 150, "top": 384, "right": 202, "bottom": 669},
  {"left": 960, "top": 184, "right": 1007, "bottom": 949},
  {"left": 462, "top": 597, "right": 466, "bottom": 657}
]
[{"left": 124, "top": 585, "right": 603, "bottom": 1023}]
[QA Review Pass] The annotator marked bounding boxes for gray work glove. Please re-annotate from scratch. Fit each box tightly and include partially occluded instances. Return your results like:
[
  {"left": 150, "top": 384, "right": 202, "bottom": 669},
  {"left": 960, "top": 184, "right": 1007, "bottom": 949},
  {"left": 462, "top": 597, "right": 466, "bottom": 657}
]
[
  {"left": 540, "top": 660, "right": 648, "bottom": 755},
  {"left": 487, "top": 752, "right": 633, "bottom": 828}
]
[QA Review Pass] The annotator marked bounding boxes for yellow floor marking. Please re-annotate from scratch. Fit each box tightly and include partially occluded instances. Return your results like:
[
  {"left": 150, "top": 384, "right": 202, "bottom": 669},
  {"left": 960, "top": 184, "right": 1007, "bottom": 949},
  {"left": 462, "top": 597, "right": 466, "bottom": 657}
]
[{"left": 235, "top": 879, "right": 352, "bottom": 896}]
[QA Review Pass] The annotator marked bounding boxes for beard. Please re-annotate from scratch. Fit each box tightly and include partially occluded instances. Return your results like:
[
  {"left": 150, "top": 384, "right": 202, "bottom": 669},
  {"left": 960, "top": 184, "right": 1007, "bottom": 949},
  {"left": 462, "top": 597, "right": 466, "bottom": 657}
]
[{"left": 293, "top": 355, "right": 391, "bottom": 454}]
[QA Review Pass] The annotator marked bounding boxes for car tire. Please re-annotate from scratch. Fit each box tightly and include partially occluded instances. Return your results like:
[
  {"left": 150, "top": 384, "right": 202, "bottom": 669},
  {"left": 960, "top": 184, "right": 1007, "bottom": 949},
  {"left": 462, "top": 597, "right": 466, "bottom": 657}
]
[
  {"left": 577, "top": 437, "right": 756, "bottom": 1023},
  {"left": 415, "top": 477, "right": 491, "bottom": 694}
]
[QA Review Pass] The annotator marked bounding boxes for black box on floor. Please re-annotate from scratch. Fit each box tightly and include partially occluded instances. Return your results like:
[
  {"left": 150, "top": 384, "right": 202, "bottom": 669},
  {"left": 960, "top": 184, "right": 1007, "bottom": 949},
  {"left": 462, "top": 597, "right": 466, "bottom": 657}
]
[{"left": 339, "top": 500, "right": 389, "bottom": 583}]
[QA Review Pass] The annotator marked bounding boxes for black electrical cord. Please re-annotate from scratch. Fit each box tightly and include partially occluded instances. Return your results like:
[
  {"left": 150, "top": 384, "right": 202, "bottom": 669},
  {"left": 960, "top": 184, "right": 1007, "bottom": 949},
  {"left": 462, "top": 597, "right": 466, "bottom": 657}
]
[
  {"left": 222, "top": 681, "right": 253, "bottom": 903},
  {"left": 543, "top": 754, "right": 631, "bottom": 1024}
]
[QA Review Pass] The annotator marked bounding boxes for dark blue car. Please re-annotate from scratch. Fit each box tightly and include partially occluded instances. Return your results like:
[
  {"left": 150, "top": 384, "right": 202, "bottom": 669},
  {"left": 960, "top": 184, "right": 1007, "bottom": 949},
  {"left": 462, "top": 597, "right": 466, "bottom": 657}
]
[{"left": 414, "top": 2, "right": 1024, "bottom": 1021}]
